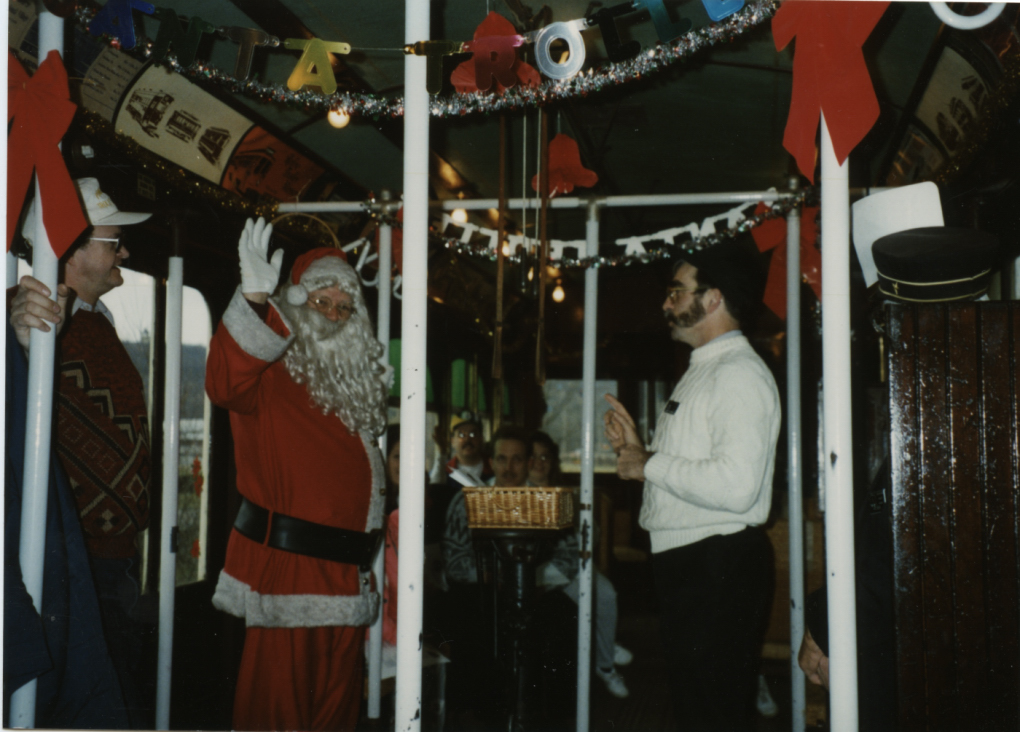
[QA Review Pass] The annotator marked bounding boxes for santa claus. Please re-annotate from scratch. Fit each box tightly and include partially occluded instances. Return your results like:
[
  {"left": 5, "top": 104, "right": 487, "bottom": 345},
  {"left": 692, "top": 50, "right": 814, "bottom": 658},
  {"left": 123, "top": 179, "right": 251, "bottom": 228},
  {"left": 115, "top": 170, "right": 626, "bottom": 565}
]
[{"left": 206, "top": 218, "right": 389, "bottom": 731}]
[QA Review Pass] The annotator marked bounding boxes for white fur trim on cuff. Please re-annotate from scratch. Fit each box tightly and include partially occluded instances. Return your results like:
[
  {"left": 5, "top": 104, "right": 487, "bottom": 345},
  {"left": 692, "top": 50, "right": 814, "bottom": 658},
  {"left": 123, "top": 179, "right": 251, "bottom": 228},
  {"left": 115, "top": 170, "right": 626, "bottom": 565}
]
[
  {"left": 222, "top": 286, "right": 295, "bottom": 363},
  {"left": 286, "top": 284, "right": 309, "bottom": 306},
  {"left": 212, "top": 571, "right": 379, "bottom": 628}
]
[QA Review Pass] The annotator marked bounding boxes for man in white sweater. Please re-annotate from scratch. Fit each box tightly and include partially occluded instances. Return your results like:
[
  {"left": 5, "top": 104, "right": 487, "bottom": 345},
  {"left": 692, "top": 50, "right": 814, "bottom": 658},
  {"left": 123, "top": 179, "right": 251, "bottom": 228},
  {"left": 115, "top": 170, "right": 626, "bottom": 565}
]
[{"left": 605, "top": 234, "right": 780, "bottom": 731}]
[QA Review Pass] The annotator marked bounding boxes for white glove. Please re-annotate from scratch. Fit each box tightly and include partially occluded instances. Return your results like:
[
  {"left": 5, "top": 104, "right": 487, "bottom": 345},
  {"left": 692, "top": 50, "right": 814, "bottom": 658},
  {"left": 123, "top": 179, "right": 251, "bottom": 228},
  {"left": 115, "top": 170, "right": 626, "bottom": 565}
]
[{"left": 238, "top": 217, "right": 283, "bottom": 295}]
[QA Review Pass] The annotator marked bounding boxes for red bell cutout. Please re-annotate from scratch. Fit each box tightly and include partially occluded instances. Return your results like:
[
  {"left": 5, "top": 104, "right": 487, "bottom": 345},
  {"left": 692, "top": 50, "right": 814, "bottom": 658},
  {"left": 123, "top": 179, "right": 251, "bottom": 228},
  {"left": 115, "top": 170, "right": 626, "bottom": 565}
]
[{"left": 531, "top": 134, "right": 599, "bottom": 198}]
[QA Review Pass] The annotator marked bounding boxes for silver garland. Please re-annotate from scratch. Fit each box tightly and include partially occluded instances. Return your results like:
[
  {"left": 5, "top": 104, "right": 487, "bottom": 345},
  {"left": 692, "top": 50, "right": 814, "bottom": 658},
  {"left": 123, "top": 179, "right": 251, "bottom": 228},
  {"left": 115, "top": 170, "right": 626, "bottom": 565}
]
[
  {"left": 436, "top": 187, "right": 816, "bottom": 269},
  {"left": 73, "top": 0, "right": 778, "bottom": 119}
]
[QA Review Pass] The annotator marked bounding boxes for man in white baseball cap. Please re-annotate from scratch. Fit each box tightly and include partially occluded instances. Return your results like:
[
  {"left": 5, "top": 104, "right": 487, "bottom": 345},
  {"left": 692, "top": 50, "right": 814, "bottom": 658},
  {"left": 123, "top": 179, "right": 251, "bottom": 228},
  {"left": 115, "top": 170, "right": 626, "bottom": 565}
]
[
  {"left": 8, "top": 177, "right": 156, "bottom": 728},
  {"left": 12, "top": 177, "right": 152, "bottom": 346}
]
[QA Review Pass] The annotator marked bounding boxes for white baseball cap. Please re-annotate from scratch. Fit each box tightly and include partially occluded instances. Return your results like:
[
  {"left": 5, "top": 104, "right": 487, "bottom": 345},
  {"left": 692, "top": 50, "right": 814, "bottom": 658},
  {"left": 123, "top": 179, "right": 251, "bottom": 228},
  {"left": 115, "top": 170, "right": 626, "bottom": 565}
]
[
  {"left": 74, "top": 177, "right": 152, "bottom": 227},
  {"left": 21, "top": 177, "right": 152, "bottom": 245}
]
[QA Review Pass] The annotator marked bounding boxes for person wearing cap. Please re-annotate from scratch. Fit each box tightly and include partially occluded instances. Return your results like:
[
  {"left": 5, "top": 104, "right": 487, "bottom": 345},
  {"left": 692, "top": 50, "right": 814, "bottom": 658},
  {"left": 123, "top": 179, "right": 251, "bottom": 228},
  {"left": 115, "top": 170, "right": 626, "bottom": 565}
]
[
  {"left": 9, "top": 177, "right": 156, "bottom": 728},
  {"left": 604, "top": 234, "right": 780, "bottom": 731},
  {"left": 205, "top": 218, "right": 389, "bottom": 731},
  {"left": 431, "top": 415, "right": 493, "bottom": 487}
]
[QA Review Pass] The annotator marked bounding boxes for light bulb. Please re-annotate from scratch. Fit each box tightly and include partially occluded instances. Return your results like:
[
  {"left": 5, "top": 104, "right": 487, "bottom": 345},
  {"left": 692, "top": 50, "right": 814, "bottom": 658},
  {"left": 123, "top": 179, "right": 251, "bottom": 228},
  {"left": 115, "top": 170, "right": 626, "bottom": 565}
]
[
  {"left": 327, "top": 108, "right": 350, "bottom": 128},
  {"left": 502, "top": 242, "right": 511, "bottom": 257},
  {"left": 552, "top": 283, "right": 565, "bottom": 302},
  {"left": 451, "top": 208, "right": 468, "bottom": 224},
  {"left": 527, "top": 267, "right": 534, "bottom": 282}
]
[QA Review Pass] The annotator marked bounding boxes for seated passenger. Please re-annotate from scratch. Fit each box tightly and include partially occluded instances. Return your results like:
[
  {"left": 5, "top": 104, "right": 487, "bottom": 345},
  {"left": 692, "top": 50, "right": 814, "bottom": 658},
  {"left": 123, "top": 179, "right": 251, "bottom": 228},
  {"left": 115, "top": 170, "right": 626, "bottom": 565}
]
[{"left": 529, "top": 431, "right": 633, "bottom": 699}]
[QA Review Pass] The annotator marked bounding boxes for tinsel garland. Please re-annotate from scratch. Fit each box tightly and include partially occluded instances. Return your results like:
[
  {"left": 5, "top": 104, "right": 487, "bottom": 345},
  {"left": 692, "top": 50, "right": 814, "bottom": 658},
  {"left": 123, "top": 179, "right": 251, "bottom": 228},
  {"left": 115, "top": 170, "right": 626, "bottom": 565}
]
[
  {"left": 78, "top": 109, "right": 344, "bottom": 246},
  {"left": 79, "top": 102, "right": 815, "bottom": 269},
  {"left": 78, "top": 109, "right": 279, "bottom": 217},
  {"left": 434, "top": 187, "right": 817, "bottom": 269},
  {"left": 72, "top": 0, "right": 778, "bottom": 119}
]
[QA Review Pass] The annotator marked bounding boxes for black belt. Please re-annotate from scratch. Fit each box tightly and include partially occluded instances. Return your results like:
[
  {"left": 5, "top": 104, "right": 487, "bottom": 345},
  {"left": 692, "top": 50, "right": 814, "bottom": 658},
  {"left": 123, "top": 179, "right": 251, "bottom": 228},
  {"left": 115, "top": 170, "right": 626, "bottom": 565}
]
[{"left": 234, "top": 497, "right": 382, "bottom": 572}]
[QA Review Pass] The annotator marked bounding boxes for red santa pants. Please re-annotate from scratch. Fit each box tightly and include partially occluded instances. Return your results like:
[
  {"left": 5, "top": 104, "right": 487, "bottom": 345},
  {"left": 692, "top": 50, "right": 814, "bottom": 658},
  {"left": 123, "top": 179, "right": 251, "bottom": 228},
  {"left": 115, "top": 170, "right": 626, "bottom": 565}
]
[{"left": 234, "top": 625, "right": 365, "bottom": 731}]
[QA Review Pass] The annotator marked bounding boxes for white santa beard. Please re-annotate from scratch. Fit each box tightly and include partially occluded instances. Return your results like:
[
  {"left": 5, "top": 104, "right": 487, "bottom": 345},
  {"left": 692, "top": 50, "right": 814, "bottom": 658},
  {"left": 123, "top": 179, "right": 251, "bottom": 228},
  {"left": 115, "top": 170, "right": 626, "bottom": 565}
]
[{"left": 277, "top": 298, "right": 388, "bottom": 436}]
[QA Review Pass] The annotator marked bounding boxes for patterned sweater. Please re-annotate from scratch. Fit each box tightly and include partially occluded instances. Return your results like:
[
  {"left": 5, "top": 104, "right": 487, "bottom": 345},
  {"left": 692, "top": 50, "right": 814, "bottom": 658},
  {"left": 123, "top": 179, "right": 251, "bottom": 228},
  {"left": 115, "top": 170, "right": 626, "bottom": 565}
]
[{"left": 56, "top": 308, "right": 151, "bottom": 559}]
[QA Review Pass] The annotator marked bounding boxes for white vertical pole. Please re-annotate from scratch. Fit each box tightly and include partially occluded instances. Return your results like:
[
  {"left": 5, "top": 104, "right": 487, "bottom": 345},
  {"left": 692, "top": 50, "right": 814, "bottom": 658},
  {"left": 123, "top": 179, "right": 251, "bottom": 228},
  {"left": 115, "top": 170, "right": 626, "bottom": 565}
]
[
  {"left": 367, "top": 216, "right": 393, "bottom": 719},
  {"left": 9, "top": 11, "right": 63, "bottom": 727},
  {"left": 575, "top": 202, "right": 600, "bottom": 732},
  {"left": 785, "top": 200, "right": 806, "bottom": 732},
  {"left": 2, "top": 39, "right": 8, "bottom": 290},
  {"left": 396, "top": 2, "right": 429, "bottom": 729},
  {"left": 156, "top": 255, "right": 184, "bottom": 729},
  {"left": 820, "top": 114, "right": 859, "bottom": 732}
]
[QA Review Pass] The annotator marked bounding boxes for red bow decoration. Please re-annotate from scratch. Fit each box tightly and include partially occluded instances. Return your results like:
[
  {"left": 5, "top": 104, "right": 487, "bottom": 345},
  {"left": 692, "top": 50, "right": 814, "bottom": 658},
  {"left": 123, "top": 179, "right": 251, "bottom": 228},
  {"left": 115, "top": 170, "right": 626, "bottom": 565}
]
[
  {"left": 772, "top": 1, "right": 890, "bottom": 183},
  {"left": 750, "top": 203, "right": 821, "bottom": 318},
  {"left": 531, "top": 134, "right": 599, "bottom": 197},
  {"left": 452, "top": 12, "right": 540, "bottom": 94},
  {"left": 8, "top": 50, "right": 87, "bottom": 257}
]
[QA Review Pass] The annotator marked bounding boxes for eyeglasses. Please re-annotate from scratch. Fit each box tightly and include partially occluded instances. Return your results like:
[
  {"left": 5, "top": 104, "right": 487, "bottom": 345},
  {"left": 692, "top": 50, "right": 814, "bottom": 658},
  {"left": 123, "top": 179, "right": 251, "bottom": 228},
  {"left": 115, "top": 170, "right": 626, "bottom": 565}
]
[
  {"left": 308, "top": 296, "right": 356, "bottom": 319},
  {"left": 666, "top": 283, "right": 707, "bottom": 301},
  {"left": 91, "top": 237, "right": 123, "bottom": 254},
  {"left": 453, "top": 430, "right": 478, "bottom": 439}
]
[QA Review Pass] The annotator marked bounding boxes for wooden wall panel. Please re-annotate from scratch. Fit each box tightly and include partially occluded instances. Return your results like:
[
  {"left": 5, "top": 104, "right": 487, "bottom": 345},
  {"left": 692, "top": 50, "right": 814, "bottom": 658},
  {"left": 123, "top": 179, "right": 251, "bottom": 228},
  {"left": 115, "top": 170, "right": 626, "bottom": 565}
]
[
  {"left": 888, "top": 303, "right": 926, "bottom": 729},
  {"left": 887, "top": 303, "right": 1020, "bottom": 731},
  {"left": 978, "top": 304, "right": 1020, "bottom": 728}
]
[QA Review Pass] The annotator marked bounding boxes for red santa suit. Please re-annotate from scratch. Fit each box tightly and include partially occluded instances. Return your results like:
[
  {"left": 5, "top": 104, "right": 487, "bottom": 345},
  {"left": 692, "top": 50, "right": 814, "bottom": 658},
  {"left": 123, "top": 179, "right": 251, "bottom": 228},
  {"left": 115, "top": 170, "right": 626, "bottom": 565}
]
[{"left": 207, "top": 281, "right": 385, "bottom": 731}]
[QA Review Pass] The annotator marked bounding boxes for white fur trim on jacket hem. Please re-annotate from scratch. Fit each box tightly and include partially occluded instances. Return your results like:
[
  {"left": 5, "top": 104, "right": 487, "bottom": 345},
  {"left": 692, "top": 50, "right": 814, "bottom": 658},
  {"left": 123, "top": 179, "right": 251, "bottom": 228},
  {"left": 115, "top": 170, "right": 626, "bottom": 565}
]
[
  {"left": 222, "top": 286, "right": 295, "bottom": 363},
  {"left": 212, "top": 570, "right": 379, "bottom": 628}
]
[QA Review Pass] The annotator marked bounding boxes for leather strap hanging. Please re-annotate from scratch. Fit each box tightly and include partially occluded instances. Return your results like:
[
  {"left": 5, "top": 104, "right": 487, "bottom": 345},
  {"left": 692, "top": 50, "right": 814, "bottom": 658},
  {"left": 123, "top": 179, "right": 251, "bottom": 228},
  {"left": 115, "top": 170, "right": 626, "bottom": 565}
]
[
  {"left": 492, "top": 114, "right": 507, "bottom": 430},
  {"left": 535, "top": 109, "right": 550, "bottom": 386}
]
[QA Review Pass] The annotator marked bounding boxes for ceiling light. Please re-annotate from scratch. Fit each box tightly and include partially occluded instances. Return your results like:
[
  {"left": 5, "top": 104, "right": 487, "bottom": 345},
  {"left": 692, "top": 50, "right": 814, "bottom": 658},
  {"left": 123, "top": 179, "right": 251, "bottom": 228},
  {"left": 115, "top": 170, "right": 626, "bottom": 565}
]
[
  {"left": 327, "top": 108, "right": 350, "bottom": 128},
  {"left": 552, "top": 282, "right": 565, "bottom": 303},
  {"left": 451, "top": 208, "right": 468, "bottom": 224}
]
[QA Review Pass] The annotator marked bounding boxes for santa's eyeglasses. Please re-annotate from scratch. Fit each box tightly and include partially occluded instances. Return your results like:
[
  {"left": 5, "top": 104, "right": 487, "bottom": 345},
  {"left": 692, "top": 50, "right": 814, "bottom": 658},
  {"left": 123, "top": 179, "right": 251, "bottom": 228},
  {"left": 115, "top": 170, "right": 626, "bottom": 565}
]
[{"left": 308, "top": 296, "right": 356, "bottom": 319}]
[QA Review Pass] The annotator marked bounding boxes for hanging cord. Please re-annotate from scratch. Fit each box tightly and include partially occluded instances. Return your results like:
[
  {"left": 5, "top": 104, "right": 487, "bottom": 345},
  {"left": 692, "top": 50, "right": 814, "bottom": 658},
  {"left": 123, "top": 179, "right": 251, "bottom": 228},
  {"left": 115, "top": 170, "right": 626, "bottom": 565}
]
[
  {"left": 520, "top": 112, "right": 529, "bottom": 261},
  {"left": 535, "top": 108, "right": 549, "bottom": 386},
  {"left": 492, "top": 115, "right": 507, "bottom": 431}
]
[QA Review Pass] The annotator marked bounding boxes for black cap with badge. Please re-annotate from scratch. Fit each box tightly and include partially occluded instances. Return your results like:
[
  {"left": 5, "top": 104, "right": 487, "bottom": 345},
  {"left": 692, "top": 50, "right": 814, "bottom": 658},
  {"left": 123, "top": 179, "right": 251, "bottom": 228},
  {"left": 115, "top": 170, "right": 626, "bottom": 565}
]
[{"left": 872, "top": 227, "right": 999, "bottom": 303}]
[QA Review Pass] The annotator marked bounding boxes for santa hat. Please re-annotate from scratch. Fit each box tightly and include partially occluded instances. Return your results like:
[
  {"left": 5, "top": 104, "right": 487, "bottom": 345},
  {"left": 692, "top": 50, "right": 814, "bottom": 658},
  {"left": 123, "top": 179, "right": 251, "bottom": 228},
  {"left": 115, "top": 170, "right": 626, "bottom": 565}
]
[{"left": 285, "top": 248, "right": 358, "bottom": 306}]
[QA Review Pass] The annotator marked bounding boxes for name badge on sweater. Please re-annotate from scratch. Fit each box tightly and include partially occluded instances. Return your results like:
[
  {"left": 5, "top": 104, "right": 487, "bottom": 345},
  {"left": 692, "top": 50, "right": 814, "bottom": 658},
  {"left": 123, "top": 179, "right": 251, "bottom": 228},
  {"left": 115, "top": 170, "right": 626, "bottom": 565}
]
[{"left": 664, "top": 400, "right": 680, "bottom": 414}]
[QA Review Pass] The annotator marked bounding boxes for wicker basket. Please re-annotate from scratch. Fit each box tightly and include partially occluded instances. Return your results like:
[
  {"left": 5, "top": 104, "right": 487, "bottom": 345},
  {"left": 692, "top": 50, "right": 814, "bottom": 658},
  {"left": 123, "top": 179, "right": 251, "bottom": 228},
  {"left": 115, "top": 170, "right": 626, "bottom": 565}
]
[{"left": 463, "top": 486, "right": 575, "bottom": 530}]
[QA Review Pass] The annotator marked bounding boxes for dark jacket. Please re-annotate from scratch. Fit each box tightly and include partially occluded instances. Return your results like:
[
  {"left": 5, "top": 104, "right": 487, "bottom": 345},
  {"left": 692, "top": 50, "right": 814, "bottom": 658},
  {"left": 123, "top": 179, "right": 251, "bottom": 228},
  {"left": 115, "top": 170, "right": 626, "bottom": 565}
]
[{"left": 4, "top": 321, "right": 127, "bottom": 729}]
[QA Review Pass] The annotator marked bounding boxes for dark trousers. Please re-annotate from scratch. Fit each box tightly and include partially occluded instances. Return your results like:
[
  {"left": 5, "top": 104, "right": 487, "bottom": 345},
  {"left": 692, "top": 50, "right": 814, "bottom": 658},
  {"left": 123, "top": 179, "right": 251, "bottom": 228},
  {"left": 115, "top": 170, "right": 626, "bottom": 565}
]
[
  {"left": 652, "top": 527, "right": 774, "bottom": 732},
  {"left": 91, "top": 556, "right": 157, "bottom": 730}
]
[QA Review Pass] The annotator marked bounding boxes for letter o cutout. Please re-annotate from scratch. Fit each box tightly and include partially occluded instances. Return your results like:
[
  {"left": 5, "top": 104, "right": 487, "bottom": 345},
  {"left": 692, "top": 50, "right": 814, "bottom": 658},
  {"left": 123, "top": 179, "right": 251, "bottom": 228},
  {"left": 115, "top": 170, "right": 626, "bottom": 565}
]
[
  {"left": 928, "top": 2, "right": 1005, "bottom": 29},
  {"left": 534, "top": 21, "right": 587, "bottom": 80}
]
